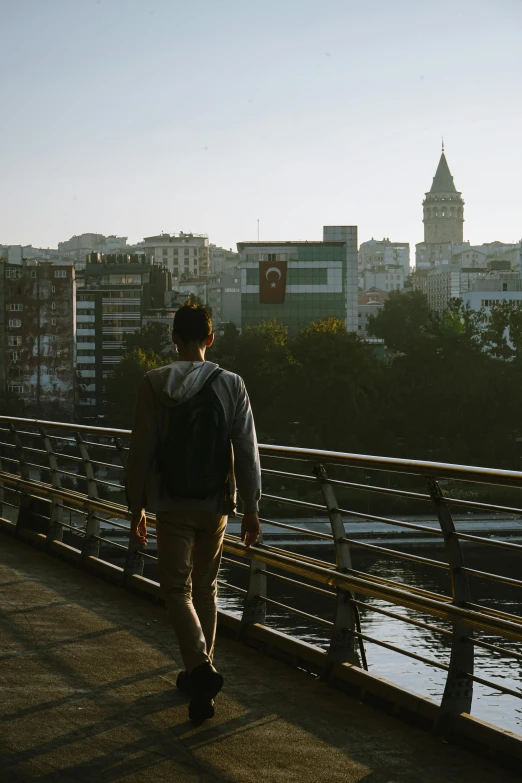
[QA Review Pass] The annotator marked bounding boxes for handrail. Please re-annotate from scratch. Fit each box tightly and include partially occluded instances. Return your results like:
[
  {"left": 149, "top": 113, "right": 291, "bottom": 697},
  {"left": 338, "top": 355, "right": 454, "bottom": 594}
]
[
  {"left": 1, "top": 469, "right": 521, "bottom": 643},
  {"left": 3, "top": 414, "right": 522, "bottom": 486},
  {"left": 1, "top": 415, "right": 522, "bottom": 736}
]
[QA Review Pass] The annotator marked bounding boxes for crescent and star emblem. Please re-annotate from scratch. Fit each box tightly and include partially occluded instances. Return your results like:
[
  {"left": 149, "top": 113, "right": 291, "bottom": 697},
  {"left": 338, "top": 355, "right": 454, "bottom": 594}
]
[{"left": 265, "top": 266, "right": 281, "bottom": 288}]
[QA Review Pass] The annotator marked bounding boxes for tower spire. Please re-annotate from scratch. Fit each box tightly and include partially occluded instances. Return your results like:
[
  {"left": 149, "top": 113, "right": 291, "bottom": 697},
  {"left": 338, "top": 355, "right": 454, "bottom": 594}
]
[{"left": 442, "top": 136, "right": 444, "bottom": 153}]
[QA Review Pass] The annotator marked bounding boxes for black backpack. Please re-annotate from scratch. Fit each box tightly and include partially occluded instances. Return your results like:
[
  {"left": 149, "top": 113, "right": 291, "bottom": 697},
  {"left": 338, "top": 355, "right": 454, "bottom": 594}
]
[{"left": 158, "top": 367, "right": 231, "bottom": 499}]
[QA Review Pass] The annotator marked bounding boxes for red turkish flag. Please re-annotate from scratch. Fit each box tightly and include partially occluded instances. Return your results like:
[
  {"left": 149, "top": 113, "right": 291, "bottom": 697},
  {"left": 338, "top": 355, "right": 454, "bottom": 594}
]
[{"left": 259, "top": 261, "right": 288, "bottom": 304}]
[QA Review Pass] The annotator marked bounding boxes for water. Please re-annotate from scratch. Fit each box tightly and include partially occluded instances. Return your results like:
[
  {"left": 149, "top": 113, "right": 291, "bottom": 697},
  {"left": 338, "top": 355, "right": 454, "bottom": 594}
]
[{"left": 215, "top": 541, "right": 522, "bottom": 736}]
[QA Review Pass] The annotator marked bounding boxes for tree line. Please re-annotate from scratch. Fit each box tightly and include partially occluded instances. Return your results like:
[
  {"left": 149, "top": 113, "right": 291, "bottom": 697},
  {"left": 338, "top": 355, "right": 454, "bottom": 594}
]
[{"left": 103, "top": 291, "right": 522, "bottom": 473}]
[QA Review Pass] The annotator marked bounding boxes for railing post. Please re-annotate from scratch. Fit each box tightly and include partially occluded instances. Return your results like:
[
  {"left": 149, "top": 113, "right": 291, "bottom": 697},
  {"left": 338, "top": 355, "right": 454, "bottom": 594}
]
[
  {"left": 118, "top": 436, "right": 144, "bottom": 580},
  {"left": 240, "top": 524, "right": 267, "bottom": 628},
  {"left": 123, "top": 521, "right": 145, "bottom": 579},
  {"left": 113, "top": 437, "right": 128, "bottom": 471},
  {"left": 75, "top": 433, "right": 100, "bottom": 560},
  {"left": 10, "top": 423, "right": 35, "bottom": 533},
  {"left": 0, "top": 454, "right": 3, "bottom": 519},
  {"left": 314, "top": 464, "right": 360, "bottom": 666},
  {"left": 428, "top": 478, "right": 474, "bottom": 718},
  {"left": 39, "top": 426, "right": 63, "bottom": 543}
]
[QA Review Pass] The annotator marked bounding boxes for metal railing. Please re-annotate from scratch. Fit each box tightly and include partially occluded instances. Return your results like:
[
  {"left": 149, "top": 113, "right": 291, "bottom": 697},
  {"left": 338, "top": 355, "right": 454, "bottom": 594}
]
[{"left": 1, "top": 415, "right": 522, "bottom": 729}]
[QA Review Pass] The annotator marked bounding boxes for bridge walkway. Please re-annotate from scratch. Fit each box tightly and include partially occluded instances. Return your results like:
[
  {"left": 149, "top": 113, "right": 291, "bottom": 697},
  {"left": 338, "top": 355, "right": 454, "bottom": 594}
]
[{"left": 0, "top": 534, "right": 517, "bottom": 783}]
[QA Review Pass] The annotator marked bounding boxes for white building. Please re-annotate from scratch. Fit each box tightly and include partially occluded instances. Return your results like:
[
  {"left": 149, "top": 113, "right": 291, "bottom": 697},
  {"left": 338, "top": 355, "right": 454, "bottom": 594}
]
[
  {"left": 359, "top": 238, "right": 410, "bottom": 276},
  {"left": 136, "top": 232, "right": 209, "bottom": 281},
  {"left": 460, "top": 289, "right": 522, "bottom": 314},
  {"left": 209, "top": 245, "right": 240, "bottom": 275},
  {"left": 359, "top": 264, "right": 406, "bottom": 293}
]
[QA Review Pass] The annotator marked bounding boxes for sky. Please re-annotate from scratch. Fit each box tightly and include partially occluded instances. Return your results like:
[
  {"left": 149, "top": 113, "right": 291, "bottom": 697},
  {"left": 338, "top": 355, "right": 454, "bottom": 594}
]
[{"left": 1, "top": 0, "right": 522, "bottom": 254}]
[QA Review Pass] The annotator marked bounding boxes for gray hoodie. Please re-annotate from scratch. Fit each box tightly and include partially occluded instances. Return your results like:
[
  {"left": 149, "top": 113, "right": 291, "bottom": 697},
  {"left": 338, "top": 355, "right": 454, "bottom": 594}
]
[{"left": 125, "top": 360, "right": 261, "bottom": 516}]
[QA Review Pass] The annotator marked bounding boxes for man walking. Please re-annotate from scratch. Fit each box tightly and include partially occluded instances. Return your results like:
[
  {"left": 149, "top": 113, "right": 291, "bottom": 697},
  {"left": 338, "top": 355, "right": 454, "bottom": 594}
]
[{"left": 126, "top": 304, "right": 261, "bottom": 722}]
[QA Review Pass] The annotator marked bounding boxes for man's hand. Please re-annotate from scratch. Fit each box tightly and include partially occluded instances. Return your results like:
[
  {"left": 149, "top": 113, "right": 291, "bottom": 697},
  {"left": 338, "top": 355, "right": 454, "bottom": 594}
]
[
  {"left": 241, "top": 511, "right": 260, "bottom": 548},
  {"left": 131, "top": 510, "right": 148, "bottom": 546}
]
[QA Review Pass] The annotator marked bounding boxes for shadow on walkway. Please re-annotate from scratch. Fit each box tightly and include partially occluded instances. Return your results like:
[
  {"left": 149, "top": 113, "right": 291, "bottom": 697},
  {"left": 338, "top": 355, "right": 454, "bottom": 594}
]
[{"left": 0, "top": 534, "right": 517, "bottom": 783}]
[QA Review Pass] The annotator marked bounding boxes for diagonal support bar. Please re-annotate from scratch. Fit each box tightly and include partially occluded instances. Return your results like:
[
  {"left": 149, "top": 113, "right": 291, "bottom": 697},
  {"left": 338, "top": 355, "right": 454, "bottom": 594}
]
[
  {"left": 314, "top": 463, "right": 366, "bottom": 668},
  {"left": 428, "top": 478, "right": 474, "bottom": 716}
]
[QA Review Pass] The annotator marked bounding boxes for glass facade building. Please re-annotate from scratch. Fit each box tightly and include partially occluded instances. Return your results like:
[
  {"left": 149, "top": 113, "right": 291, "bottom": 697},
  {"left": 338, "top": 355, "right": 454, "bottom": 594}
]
[{"left": 237, "top": 226, "right": 358, "bottom": 334}]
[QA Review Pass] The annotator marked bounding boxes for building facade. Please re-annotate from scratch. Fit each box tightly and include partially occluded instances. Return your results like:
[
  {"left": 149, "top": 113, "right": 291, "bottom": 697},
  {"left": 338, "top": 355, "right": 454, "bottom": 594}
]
[
  {"left": 359, "top": 238, "right": 410, "bottom": 276},
  {"left": 136, "top": 232, "right": 209, "bottom": 281},
  {"left": 209, "top": 245, "right": 240, "bottom": 276},
  {"left": 76, "top": 254, "right": 170, "bottom": 414},
  {"left": 0, "top": 261, "right": 76, "bottom": 416},
  {"left": 359, "top": 264, "right": 406, "bottom": 293},
  {"left": 238, "top": 225, "right": 358, "bottom": 334},
  {"left": 207, "top": 272, "right": 242, "bottom": 329}
]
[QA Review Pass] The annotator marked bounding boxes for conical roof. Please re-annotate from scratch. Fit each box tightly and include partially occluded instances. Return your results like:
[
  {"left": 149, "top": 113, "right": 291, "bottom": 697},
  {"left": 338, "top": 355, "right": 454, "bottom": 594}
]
[{"left": 429, "top": 152, "right": 457, "bottom": 193}]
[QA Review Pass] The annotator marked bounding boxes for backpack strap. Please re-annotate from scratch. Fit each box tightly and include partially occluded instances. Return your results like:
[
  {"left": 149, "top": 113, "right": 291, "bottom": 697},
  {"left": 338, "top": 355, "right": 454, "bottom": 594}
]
[{"left": 199, "top": 367, "right": 223, "bottom": 392}]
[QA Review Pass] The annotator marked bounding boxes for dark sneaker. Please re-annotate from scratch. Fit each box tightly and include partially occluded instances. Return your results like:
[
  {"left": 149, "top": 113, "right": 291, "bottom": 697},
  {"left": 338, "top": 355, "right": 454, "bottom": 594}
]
[
  {"left": 176, "top": 670, "right": 192, "bottom": 697},
  {"left": 188, "top": 662, "right": 224, "bottom": 722}
]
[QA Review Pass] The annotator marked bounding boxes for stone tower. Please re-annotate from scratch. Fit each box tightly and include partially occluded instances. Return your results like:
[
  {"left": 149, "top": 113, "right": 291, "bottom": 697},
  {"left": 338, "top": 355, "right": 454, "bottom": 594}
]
[{"left": 422, "top": 143, "right": 464, "bottom": 265}]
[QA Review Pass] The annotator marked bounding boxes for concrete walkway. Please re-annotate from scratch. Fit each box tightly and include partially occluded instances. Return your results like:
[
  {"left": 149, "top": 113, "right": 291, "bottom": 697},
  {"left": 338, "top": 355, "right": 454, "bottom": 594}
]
[{"left": 0, "top": 534, "right": 518, "bottom": 783}]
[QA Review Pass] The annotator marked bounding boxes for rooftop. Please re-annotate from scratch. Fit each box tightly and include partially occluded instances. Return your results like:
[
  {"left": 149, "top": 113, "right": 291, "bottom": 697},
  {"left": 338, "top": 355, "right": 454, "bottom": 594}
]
[{"left": 236, "top": 241, "right": 347, "bottom": 250}]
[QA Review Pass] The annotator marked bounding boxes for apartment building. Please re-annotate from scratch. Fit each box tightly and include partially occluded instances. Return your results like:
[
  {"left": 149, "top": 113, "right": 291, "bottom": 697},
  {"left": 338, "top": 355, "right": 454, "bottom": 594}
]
[
  {"left": 76, "top": 253, "right": 170, "bottom": 414},
  {"left": 0, "top": 261, "right": 76, "bottom": 416},
  {"left": 136, "top": 232, "right": 209, "bottom": 281}
]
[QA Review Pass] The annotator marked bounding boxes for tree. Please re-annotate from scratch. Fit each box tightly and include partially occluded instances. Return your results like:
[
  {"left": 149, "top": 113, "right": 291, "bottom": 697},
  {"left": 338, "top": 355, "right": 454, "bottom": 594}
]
[
  {"left": 103, "top": 348, "right": 167, "bottom": 427},
  {"left": 288, "top": 318, "right": 382, "bottom": 451},
  {"left": 123, "top": 322, "right": 173, "bottom": 357},
  {"left": 367, "top": 290, "right": 434, "bottom": 353},
  {"left": 212, "top": 319, "right": 295, "bottom": 443},
  {"left": 209, "top": 323, "right": 240, "bottom": 369}
]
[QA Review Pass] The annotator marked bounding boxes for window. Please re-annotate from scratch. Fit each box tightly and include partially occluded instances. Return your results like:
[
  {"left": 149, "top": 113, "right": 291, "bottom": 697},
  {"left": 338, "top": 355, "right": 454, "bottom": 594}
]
[
  {"left": 108, "top": 274, "right": 141, "bottom": 284},
  {"left": 52, "top": 286, "right": 56, "bottom": 293},
  {"left": 54, "top": 269, "right": 67, "bottom": 278},
  {"left": 9, "top": 352, "right": 20, "bottom": 362},
  {"left": 6, "top": 268, "right": 23, "bottom": 279},
  {"left": 7, "top": 384, "right": 24, "bottom": 393},
  {"left": 51, "top": 302, "right": 56, "bottom": 309},
  {"left": 47, "top": 368, "right": 57, "bottom": 376},
  {"left": 31, "top": 270, "right": 36, "bottom": 278},
  {"left": 52, "top": 318, "right": 56, "bottom": 325},
  {"left": 7, "top": 303, "right": 23, "bottom": 311},
  {"left": 8, "top": 336, "right": 22, "bottom": 346},
  {"left": 50, "top": 335, "right": 57, "bottom": 342},
  {"left": 8, "top": 319, "right": 21, "bottom": 327}
]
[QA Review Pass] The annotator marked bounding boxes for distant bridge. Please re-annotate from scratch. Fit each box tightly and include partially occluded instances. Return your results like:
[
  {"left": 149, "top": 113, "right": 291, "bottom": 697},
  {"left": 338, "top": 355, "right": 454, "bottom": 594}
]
[{"left": 1, "top": 415, "right": 522, "bottom": 779}]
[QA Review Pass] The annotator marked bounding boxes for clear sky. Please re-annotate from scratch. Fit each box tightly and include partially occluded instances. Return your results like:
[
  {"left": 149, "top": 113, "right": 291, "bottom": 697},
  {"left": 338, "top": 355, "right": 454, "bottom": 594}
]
[{"left": 1, "top": 0, "right": 521, "bottom": 254}]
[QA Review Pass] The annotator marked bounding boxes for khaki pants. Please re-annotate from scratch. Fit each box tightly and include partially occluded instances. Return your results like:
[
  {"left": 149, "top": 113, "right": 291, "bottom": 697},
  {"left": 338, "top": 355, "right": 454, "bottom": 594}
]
[{"left": 156, "top": 510, "right": 227, "bottom": 673}]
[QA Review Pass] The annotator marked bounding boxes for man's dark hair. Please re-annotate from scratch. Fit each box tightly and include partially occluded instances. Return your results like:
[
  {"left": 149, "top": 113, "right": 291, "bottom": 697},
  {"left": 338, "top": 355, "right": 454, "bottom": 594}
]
[{"left": 173, "top": 303, "right": 213, "bottom": 343}]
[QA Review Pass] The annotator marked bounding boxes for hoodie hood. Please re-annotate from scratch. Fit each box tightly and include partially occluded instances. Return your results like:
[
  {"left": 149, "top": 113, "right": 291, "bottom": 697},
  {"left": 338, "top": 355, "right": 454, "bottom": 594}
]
[{"left": 147, "top": 360, "right": 221, "bottom": 408}]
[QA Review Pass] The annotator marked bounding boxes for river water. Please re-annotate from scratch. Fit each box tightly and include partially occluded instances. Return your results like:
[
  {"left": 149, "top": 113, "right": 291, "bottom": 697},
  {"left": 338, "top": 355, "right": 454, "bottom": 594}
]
[{"left": 215, "top": 538, "right": 522, "bottom": 737}]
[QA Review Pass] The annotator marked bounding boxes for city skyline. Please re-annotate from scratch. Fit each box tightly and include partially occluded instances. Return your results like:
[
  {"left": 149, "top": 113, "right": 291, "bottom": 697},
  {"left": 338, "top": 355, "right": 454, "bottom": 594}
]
[{"left": 1, "top": 1, "right": 522, "bottom": 252}]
